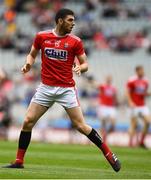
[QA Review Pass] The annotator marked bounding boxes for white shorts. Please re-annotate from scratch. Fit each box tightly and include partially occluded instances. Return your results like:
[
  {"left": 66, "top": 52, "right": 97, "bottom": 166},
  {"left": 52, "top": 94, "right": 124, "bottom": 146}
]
[
  {"left": 98, "top": 105, "right": 117, "bottom": 119},
  {"left": 31, "top": 83, "right": 80, "bottom": 109},
  {"left": 131, "top": 106, "right": 150, "bottom": 117}
]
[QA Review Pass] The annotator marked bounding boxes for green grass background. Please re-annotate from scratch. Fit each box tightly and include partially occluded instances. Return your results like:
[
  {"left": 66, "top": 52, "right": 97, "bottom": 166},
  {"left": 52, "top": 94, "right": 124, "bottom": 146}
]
[{"left": 0, "top": 141, "right": 151, "bottom": 179}]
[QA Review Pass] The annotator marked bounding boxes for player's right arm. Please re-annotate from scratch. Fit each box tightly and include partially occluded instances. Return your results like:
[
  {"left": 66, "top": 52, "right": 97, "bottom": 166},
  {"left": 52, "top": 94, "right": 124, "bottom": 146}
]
[
  {"left": 21, "top": 46, "right": 39, "bottom": 74},
  {"left": 125, "top": 89, "right": 133, "bottom": 107},
  {"left": 125, "top": 86, "right": 135, "bottom": 108}
]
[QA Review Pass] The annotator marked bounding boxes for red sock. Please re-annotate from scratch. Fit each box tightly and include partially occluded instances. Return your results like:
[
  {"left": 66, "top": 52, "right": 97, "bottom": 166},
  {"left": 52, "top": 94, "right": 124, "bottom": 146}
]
[
  {"left": 140, "top": 134, "right": 145, "bottom": 145},
  {"left": 100, "top": 142, "right": 112, "bottom": 156},
  {"left": 15, "top": 149, "right": 26, "bottom": 164}
]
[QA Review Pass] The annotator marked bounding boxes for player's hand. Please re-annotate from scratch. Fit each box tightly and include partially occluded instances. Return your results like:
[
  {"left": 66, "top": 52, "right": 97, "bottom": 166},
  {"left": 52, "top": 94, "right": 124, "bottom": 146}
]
[
  {"left": 21, "top": 63, "right": 31, "bottom": 74},
  {"left": 73, "top": 64, "right": 81, "bottom": 76}
]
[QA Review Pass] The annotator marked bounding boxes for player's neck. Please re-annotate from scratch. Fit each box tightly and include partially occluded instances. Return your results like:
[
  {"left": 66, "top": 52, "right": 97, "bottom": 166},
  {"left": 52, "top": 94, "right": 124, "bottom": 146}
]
[
  {"left": 54, "top": 27, "right": 67, "bottom": 37},
  {"left": 137, "top": 75, "right": 144, "bottom": 79}
]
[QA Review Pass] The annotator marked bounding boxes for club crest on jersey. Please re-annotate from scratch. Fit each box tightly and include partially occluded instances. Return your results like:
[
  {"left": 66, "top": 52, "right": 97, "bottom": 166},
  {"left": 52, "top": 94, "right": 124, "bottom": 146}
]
[
  {"left": 45, "top": 48, "right": 68, "bottom": 61},
  {"left": 64, "top": 43, "right": 69, "bottom": 48}
]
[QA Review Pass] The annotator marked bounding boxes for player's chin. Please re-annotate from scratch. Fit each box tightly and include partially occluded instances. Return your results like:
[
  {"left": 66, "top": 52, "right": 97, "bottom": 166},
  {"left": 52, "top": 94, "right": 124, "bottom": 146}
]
[
  {"left": 66, "top": 29, "right": 72, "bottom": 34},
  {"left": 67, "top": 28, "right": 73, "bottom": 33}
]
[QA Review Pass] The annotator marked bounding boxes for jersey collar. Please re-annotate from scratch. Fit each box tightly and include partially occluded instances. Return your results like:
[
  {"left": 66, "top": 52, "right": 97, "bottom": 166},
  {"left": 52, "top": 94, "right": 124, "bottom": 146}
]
[{"left": 52, "top": 29, "right": 69, "bottom": 38}]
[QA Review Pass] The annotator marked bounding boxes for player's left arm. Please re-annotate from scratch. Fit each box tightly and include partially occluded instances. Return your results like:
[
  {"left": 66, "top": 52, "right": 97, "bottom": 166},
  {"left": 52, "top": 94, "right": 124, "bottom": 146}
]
[
  {"left": 145, "top": 92, "right": 151, "bottom": 96},
  {"left": 145, "top": 83, "right": 151, "bottom": 96},
  {"left": 21, "top": 46, "right": 39, "bottom": 74},
  {"left": 73, "top": 53, "right": 88, "bottom": 76},
  {"left": 113, "top": 92, "right": 118, "bottom": 106}
]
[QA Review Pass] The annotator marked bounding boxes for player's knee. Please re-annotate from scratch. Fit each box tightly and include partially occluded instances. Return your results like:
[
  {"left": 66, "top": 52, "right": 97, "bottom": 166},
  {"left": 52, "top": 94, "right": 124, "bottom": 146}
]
[
  {"left": 144, "top": 120, "right": 150, "bottom": 127},
  {"left": 129, "top": 127, "right": 135, "bottom": 134},
  {"left": 75, "top": 122, "right": 86, "bottom": 134},
  {"left": 23, "top": 116, "right": 35, "bottom": 131},
  {"left": 131, "top": 120, "right": 137, "bottom": 128}
]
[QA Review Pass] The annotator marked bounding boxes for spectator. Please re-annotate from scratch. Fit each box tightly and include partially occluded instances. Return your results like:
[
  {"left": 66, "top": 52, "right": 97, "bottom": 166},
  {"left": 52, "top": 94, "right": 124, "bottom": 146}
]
[
  {"left": 93, "top": 29, "right": 109, "bottom": 49},
  {"left": 0, "top": 68, "right": 12, "bottom": 139},
  {"left": 0, "top": 68, "right": 14, "bottom": 96},
  {"left": 0, "top": 92, "right": 12, "bottom": 140},
  {"left": 102, "top": 3, "right": 119, "bottom": 18}
]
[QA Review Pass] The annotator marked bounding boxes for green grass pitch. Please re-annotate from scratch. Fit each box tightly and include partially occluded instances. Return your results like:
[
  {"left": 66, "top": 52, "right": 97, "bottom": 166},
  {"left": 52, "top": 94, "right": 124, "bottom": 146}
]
[{"left": 0, "top": 140, "right": 151, "bottom": 179}]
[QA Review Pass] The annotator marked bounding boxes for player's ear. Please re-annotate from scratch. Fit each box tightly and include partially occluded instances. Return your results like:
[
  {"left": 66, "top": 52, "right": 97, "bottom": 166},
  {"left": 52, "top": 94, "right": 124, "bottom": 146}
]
[{"left": 58, "top": 18, "right": 63, "bottom": 25}]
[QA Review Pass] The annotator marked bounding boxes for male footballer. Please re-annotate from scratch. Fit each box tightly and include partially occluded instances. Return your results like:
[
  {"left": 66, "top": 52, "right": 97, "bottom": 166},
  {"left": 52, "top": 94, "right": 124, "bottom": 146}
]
[
  {"left": 126, "top": 65, "right": 151, "bottom": 148},
  {"left": 4, "top": 9, "right": 121, "bottom": 172},
  {"left": 89, "top": 75, "right": 118, "bottom": 142}
]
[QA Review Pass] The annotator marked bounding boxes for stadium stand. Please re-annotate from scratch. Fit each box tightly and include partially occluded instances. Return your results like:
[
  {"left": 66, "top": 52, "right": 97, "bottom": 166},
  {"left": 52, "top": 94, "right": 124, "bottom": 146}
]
[{"left": 0, "top": 0, "right": 151, "bottom": 143}]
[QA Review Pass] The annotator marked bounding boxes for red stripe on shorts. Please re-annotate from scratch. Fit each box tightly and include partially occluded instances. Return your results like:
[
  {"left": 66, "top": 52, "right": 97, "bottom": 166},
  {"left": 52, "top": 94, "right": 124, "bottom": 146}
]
[{"left": 74, "top": 87, "right": 80, "bottom": 106}]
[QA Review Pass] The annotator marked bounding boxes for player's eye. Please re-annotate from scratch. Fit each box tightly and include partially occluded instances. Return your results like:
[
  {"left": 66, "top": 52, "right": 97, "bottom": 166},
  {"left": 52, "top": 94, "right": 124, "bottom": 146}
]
[{"left": 68, "top": 18, "right": 74, "bottom": 22}]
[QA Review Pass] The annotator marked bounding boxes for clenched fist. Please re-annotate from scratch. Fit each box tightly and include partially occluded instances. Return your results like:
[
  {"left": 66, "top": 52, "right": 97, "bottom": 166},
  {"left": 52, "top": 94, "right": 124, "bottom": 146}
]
[{"left": 73, "top": 64, "right": 81, "bottom": 76}]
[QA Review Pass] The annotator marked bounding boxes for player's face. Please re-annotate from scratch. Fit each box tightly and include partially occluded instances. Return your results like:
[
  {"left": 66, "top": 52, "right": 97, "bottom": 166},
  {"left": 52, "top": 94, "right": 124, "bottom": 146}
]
[
  {"left": 62, "top": 15, "right": 75, "bottom": 33},
  {"left": 136, "top": 68, "right": 144, "bottom": 78},
  {"left": 106, "top": 75, "right": 112, "bottom": 84}
]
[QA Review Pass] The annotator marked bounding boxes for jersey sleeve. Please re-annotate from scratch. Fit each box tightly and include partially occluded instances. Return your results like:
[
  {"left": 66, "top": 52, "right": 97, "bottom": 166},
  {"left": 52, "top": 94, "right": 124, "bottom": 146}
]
[
  {"left": 33, "top": 33, "right": 41, "bottom": 50},
  {"left": 74, "top": 39, "right": 85, "bottom": 56},
  {"left": 99, "top": 85, "right": 104, "bottom": 93}
]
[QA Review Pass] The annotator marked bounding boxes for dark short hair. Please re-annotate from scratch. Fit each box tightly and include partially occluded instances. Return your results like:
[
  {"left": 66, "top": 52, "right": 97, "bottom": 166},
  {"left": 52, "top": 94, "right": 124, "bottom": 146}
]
[
  {"left": 135, "top": 65, "right": 143, "bottom": 71},
  {"left": 55, "top": 8, "right": 74, "bottom": 24}
]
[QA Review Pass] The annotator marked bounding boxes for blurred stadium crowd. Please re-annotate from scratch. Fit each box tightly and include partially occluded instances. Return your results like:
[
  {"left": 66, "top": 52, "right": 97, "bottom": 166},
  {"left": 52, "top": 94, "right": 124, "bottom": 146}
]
[
  {"left": 1, "top": 0, "right": 151, "bottom": 54},
  {"left": 0, "top": 0, "right": 151, "bottom": 141}
]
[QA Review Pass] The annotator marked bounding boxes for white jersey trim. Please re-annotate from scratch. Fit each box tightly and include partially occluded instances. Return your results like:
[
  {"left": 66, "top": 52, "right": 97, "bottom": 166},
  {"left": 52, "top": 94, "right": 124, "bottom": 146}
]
[
  {"left": 38, "top": 30, "right": 52, "bottom": 35},
  {"left": 52, "top": 29, "right": 69, "bottom": 37},
  {"left": 128, "top": 75, "right": 149, "bottom": 83},
  {"left": 69, "top": 34, "right": 81, "bottom": 41}
]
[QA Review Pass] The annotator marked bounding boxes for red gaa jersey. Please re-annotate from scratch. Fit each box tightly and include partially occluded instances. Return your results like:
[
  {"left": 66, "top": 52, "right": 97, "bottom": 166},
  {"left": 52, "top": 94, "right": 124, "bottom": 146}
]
[
  {"left": 99, "top": 84, "right": 117, "bottom": 106},
  {"left": 33, "top": 29, "right": 85, "bottom": 87},
  {"left": 127, "top": 76, "right": 149, "bottom": 106}
]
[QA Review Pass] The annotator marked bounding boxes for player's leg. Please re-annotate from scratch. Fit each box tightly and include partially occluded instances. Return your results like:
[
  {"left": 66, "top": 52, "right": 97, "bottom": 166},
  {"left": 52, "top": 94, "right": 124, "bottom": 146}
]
[
  {"left": 4, "top": 102, "right": 48, "bottom": 168},
  {"left": 101, "top": 118, "right": 107, "bottom": 142},
  {"left": 108, "top": 117, "right": 115, "bottom": 133},
  {"left": 65, "top": 106, "right": 121, "bottom": 172},
  {"left": 108, "top": 107, "right": 116, "bottom": 133},
  {"left": 139, "top": 107, "right": 150, "bottom": 147},
  {"left": 102, "top": 108, "right": 116, "bottom": 142},
  {"left": 98, "top": 106, "right": 107, "bottom": 142},
  {"left": 129, "top": 116, "right": 137, "bottom": 147},
  {"left": 4, "top": 83, "right": 56, "bottom": 168},
  {"left": 139, "top": 115, "right": 150, "bottom": 148}
]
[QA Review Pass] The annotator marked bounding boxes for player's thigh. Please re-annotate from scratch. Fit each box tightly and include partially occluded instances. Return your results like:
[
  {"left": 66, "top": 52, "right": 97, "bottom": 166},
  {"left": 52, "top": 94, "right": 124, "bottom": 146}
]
[
  {"left": 66, "top": 106, "right": 92, "bottom": 135},
  {"left": 101, "top": 118, "right": 107, "bottom": 127},
  {"left": 141, "top": 107, "right": 150, "bottom": 124},
  {"left": 130, "top": 116, "right": 138, "bottom": 128},
  {"left": 108, "top": 108, "right": 116, "bottom": 123},
  {"left": 65, "top": 106, "right": 85, "bottom": 125},
  {"left": 142, "top": 115, "right": 151, "bottom": 124},
  {"left": 25, "top": 102, "right": 48, "bottom": 124},
  {"left": 109, "top": 117, "right": 116, "bottom": 126}
]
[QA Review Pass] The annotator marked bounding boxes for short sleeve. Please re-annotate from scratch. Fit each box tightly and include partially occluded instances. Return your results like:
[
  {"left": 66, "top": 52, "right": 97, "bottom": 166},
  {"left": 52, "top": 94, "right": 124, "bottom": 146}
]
[
  {"left": 74, "top": 40, "right": 85, "bottom": 56},
  {"left": 99, "top": 85, "right": 104, "bottom": 92},
  {"left": 33, "top": 33, "right": 41, "bottom": 50}
]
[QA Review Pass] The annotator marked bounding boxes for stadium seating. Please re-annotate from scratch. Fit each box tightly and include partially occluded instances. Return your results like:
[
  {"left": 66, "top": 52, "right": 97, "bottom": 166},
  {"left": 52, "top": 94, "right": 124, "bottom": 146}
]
[{"left": 0, "top": 0, "right": 151, "bottom": 133}]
